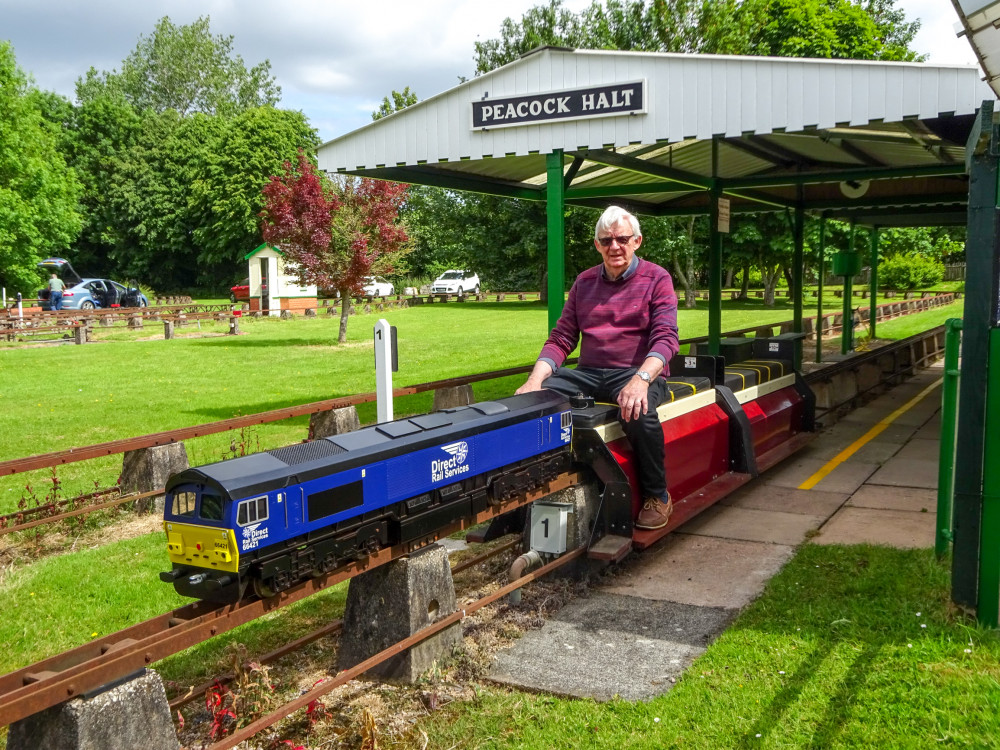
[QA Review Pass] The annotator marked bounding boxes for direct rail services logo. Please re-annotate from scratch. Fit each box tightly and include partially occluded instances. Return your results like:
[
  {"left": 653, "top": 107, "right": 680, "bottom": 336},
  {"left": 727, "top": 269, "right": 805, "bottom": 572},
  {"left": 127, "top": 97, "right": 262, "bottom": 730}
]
[
  {"left": 241, "top": 522, "right": 269, "bottom": 551},
  {"left": 432, "top": 441, "right": 470, "bottom": 482}
]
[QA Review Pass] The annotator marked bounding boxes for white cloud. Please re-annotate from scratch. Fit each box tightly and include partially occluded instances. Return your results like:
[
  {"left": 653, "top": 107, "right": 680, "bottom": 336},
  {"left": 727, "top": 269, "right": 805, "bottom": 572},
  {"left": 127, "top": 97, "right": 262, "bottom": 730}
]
[{"left": 0, "top": 0, "right": 983, "bottom": 141}]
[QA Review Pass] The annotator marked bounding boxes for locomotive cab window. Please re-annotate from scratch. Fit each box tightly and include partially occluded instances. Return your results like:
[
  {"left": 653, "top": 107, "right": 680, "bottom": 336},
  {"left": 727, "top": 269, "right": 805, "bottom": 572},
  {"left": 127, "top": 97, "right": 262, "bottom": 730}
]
[
  {"left": 171, "top": 491, "right": 197, "bottom": 517},
  {"left": 200, "top": 491, "right": 224, "bottom": 522},
  {"left": 237, "top": 495, "right": 268, "bottom": 526}
]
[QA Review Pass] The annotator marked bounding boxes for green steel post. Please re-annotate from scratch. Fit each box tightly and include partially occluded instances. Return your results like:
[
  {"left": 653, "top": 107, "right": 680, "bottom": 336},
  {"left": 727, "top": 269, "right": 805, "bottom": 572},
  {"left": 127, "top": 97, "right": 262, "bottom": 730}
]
[
  {"left": 816, "top": 215, "right": 825, "bottom": 363},
  {"left": 954, "top": 101, "right": 999, "bottom": 609},
  {"left": 708, "top": 139, "right": 722, "bottom": 355},
  {"left": 793, "top": 202, "right": 804, "bottom": 338},
  {"left": 546, "top": 150, "right": 566, "bottom": 331},
  {"left": 842, "top": 222, "right": 855, "bottom": 355},
  {"left": 979, "top": 326, "right": 1000, "bottom": 627},
  {"left": 709, "top": 191, "right": 722, "bottom": 354},
  {"left": 869, "top": 227, "right": 879, "bottom": 340},
  {"left": 937, "top": 318, "right": 963, "bottom": 559}
]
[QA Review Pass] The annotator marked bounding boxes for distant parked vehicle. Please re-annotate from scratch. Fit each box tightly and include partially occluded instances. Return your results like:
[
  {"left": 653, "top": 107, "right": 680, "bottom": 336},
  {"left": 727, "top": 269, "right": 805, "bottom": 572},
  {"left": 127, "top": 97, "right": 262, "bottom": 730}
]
[
  {"left": 431, "top": 270, "right": 480, "bottom": 295},
  {"left": 361, "top": 276, "right": 394, "bottom": 297},
  {"left": 36, "top": 258, "right": 147, "bottom": 310},
  {"left": 230, "top": 278, "right": 269, "bottom": 303}
]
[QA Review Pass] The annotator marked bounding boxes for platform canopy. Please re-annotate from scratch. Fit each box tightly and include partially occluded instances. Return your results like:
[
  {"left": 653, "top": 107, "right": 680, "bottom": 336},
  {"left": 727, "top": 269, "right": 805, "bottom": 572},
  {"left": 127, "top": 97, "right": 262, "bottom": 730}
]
[
  {"left": 952, "top": 0, "right": 1000, "bottom": 99},
  {"left": 318, "top": 47, "right": 995, "bottom": 332},
  {"left": 319, "top": 47, "right": 993, "bottom": 226}
]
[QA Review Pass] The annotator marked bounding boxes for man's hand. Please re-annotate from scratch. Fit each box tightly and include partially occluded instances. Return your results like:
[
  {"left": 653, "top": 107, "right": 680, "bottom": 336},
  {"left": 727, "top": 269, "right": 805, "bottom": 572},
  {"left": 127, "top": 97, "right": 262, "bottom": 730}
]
[
  {"left": 617, "top": 375, "right": 649, "bottom": 422},
  {"left": 515, "top": 360, "right": 554, "bottom": 395}
]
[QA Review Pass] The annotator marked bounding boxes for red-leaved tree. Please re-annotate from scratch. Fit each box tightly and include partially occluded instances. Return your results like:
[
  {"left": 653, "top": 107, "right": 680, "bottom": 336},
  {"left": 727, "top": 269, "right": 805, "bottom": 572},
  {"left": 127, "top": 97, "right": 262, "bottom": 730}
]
[{"left": 260, "top": 151, "right": 409, "bottom": 342}]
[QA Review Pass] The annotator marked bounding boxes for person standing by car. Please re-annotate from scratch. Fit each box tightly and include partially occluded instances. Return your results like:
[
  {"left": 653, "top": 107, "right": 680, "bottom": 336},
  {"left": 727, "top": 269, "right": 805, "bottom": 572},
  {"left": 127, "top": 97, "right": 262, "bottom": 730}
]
[
  {"left": 48, "top": 273, "right": 65, "bottom": 311},
  {"left": 515, "top": 205, "right": 680, "bottom": 530}
]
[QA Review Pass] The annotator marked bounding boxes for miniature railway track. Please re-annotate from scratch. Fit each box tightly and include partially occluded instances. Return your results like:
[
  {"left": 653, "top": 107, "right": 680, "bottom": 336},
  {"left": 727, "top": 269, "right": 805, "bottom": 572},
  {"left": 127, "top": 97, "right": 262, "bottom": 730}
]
[
  {"left": 0, "top": 472, "right": 578, "bottom": 728},
  {"left": 208, "top": 544, "right": 587, "bottom": 750},
  {"left": 166, "top": 537, "right": 521, "bottom": 711}
]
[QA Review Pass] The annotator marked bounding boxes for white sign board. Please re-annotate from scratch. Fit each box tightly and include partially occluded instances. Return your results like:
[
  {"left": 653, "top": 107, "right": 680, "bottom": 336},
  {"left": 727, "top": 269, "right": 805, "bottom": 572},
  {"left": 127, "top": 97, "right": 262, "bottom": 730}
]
[{"left": 717, "top": 197, "right": 731, "bottom": 234}]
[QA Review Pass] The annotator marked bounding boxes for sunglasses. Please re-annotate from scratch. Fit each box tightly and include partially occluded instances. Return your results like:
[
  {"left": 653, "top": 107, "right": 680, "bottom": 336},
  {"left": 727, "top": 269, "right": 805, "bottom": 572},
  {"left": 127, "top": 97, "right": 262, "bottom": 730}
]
[{"left": 597, "top": 235, "right": 634, "bottom": 247}]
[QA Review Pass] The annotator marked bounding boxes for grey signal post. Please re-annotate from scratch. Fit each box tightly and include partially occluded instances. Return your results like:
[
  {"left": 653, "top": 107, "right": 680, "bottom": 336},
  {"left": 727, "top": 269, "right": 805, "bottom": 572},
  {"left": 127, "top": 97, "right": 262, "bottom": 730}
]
[{"left": 374, "top": 319, "right": 398, "bottom": 423}]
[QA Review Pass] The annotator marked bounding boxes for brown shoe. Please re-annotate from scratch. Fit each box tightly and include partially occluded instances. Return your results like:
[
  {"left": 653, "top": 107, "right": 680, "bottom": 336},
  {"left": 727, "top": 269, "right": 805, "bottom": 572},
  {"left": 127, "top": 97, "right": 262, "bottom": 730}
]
[{"left": 636, "top": 495, "right": 673, "bottom": 530}]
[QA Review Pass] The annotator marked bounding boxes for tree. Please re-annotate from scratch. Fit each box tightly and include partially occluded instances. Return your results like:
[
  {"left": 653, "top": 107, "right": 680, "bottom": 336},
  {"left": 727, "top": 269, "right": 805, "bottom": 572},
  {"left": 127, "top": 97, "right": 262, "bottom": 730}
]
[
  {"left": 0, "top": 42, "right": 82, "bottom": 295},
  {"left": 76, "top": 16, "right": 280, "bottom": 116},
  {"left": 190, "top": 107, "right": 319, "bottom": 277},
  {"left": 373, "top": 87, "right": 419, "bottom": 120},
  {"left": 261, "top": 153, "right": 410, "bottom": 342},
  {"left": 63, "top": 92, "right": 143, "bottom": 274}
]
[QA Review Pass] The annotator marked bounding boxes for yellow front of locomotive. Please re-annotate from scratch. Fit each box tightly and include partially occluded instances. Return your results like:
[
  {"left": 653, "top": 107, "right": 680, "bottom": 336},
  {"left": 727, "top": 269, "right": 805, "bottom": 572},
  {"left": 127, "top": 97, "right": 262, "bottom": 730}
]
[{"left": 160, "top": 484, "right": 245, "bottom": 603}]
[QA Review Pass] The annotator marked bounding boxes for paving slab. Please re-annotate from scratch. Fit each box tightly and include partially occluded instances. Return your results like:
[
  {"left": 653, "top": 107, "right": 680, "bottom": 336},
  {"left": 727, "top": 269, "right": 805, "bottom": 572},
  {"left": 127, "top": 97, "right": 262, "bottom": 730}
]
[
  {"left": 893, "top": 438, "right": 941, "bottom": 463},
  {"left": 488, "top": 593, "right": 734, "bottom": 701},
  {"left": 816, "top": 419, "right": 918, "bottom": 447},
  {"left": 720, "top": 484, "right": 848, "bottom": 519},
  {"left": 848, "top": 485, "right": 937, "bottom": 513},
  {"left": 867, "top": 456, "right": 939, "bottom": 490},
  {"left": 811, "top": 507, "right": 936, "bottom": 548},
  {"left": 840, "top": 402, "right": 937, "bottom": 428},
  {"left": 679, "top": 504, "right": 825, "bottom": 545},
  {"left": 601, "top": 534, "right": 796, "bottom": 608},
  {"left": 760, "top": 456, "right": 880, "bottom": 494},
  {"left": 801, "top": 437, "right": 902, "bottom": 464},
  {"left": 914, "top": 419, "right": 945, "bottom": 441}
]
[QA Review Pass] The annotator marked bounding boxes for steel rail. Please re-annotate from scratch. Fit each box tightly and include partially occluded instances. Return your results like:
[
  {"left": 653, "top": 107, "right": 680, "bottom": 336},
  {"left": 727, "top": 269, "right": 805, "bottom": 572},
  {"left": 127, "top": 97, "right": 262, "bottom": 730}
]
[
  {"left": 208, "top": 544, "right": 586, "bottom": 750},
  {"left": 0, "top": 490, "right": 161, "bottom": 536},
  {"left": 0, "top": 473, "right": 576, "bottom": 728},
  {"left": 166, "top": 538, "right": 520, "bottom": 711},
  {"left": 0, "top": 486, "right": 122, "bottom": 524}
]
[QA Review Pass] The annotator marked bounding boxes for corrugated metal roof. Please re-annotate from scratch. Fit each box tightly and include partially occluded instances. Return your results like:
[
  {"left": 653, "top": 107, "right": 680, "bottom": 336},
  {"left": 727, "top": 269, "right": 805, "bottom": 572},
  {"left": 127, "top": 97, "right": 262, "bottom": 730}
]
[
  {"left": 317, "top": 47, "right": 995, "bottom": 223},
  {"left": 953, "top": 0, "right": 1000, "bottom": 97}
]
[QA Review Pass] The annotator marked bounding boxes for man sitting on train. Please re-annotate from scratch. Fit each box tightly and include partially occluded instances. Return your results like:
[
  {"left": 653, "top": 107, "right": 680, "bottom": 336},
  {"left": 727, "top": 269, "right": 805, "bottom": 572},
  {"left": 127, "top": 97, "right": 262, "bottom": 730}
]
[{"left": 515, "top": 205, "right": 680, "bottom": 529}]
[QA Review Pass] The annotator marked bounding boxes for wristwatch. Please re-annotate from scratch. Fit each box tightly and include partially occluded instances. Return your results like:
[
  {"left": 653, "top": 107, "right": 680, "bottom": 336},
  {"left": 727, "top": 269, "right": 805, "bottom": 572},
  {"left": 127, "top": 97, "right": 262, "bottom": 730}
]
[{"left": 636, "top": 370, "right": 652, "bottom": 383}]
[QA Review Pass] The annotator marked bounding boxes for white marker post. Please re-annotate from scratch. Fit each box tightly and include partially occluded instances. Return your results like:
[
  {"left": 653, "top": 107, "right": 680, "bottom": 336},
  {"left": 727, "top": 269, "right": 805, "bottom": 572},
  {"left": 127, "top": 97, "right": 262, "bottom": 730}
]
[{"left": 374, "top": 319, "right": 398, "bottom": 423}]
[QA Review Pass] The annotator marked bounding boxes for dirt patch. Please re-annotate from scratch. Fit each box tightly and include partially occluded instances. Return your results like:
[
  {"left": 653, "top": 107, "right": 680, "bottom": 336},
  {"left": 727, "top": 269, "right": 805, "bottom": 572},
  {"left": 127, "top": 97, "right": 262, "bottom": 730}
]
[{"left": 0, "top": 511, "right": 162, "bottom": 585}]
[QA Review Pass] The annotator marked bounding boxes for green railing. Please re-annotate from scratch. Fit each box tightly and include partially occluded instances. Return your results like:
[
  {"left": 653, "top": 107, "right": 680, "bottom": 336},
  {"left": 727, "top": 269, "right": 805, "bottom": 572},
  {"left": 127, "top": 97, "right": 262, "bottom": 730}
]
[{"left": 936, "top": 318, "right": 962, "bottom": 559}]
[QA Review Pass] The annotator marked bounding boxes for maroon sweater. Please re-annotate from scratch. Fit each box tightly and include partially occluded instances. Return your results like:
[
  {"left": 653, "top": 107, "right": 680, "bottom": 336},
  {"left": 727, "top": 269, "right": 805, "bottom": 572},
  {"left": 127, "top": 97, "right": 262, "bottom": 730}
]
[{"left": 539, "top": 258, "right": 679, "bottom": 374}]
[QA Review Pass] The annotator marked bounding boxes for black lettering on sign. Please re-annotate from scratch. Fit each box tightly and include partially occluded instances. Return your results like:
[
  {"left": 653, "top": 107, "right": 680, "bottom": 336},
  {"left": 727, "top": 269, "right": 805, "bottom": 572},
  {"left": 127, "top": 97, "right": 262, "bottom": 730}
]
[{"left": 472, "top": 81, "right": 646, "bottom": 129}]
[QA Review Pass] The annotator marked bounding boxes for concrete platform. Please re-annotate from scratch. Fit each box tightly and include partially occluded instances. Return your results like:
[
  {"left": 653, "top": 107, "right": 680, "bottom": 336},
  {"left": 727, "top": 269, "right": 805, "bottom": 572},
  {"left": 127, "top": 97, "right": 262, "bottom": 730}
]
[
  {"left": 719, "top": 484, "right": 848, "bottom": 517},
  {"left": 811, "top": 507, "right": 936, "bottom": 548},
  {"left": 489, "top": 593, "right": 734, "bottom": 701},
  {"left": 759, "top": 455, "right": 880, "bottom": 494},
  {"left": 601, "top": 534, "right": 795, "bottom": 609},
  {"left": 848, "top": 485, "right": 937, "bottom": 513},
  {"left": 679, "top": 505, "right": 825, "bottom": 545},
  {"left": 867, "top": 457, "right": 940, "bottom": 489}
]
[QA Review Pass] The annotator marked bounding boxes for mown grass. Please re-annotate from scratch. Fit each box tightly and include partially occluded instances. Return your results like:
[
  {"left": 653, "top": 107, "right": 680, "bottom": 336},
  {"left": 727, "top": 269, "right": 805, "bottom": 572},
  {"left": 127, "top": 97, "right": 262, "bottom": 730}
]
[{"left": 416, "top": 545, "right": 1000, "bottom": 749}]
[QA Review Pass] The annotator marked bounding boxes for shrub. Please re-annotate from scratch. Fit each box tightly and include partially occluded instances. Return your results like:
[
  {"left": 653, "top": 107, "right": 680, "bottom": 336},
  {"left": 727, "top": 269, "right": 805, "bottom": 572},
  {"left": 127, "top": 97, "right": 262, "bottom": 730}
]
[{"left": 879, "top": 254, "right": 944, "bottom": 290}]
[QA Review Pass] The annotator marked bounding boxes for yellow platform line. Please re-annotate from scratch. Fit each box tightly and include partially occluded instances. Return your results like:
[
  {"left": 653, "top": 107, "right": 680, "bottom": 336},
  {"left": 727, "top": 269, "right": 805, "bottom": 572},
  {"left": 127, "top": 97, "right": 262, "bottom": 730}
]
[{"left": 798, "top": 377, "right": 943, "bottom": 490}]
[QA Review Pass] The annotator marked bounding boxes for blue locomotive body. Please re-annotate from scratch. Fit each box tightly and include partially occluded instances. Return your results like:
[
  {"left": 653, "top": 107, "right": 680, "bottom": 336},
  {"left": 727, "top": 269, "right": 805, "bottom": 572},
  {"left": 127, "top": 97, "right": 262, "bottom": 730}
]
[{"left": 161, "top": 391, "right": 573, "bottom": 602}]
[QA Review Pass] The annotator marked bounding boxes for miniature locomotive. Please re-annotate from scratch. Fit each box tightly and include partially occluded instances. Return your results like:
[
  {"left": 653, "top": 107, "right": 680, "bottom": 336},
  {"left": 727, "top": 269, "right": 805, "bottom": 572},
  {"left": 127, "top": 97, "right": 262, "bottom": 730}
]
[{"left": 162, "top": 335, "right": 814, "bottom": 603}]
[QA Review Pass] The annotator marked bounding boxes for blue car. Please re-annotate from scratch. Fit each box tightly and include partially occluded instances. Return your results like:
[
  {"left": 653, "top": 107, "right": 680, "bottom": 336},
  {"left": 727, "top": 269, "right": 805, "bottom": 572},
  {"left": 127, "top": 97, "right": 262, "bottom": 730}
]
[{"left": 37, "top": 258, "right": 148, "bottom": 311}]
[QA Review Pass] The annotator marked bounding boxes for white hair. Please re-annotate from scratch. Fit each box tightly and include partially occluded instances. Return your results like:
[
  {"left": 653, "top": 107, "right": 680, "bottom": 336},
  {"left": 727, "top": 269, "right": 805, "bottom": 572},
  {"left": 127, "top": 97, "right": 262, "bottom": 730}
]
[{"left": 594, "top": 205, "right": 641, "bottom": 240}]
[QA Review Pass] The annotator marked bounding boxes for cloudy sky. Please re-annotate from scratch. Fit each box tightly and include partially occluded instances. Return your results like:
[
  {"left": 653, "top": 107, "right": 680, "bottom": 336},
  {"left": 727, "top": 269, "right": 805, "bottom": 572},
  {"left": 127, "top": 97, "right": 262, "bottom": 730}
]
[{"left": 1, "top": 0, "right": 980, "bottom": 143}]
